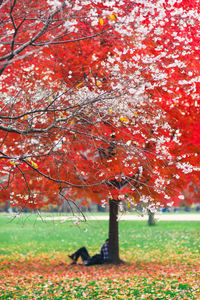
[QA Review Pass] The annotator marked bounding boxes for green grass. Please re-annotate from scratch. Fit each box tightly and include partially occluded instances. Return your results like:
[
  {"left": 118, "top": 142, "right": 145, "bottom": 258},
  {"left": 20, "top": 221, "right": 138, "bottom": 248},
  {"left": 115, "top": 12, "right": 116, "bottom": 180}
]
[
  {"left": 0, "top": 213, "right": 199, "bottom": 259},
  {"left": 0, "top": 213, "right": 200, "bottom": 299}
]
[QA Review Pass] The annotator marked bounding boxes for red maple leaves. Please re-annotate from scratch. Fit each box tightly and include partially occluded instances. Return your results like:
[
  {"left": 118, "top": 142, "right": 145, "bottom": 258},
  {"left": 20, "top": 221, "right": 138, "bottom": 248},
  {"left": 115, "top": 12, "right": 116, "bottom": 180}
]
[{"left": 0, "top": 0, "right": 200, "bottom": 210}]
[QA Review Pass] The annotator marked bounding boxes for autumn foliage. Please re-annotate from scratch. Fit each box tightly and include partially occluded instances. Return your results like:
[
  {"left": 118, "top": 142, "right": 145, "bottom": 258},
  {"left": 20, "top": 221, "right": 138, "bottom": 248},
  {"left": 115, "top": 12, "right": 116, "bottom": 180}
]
[{"left": 0, "top": 0, "right": 200, "bottom": 212}]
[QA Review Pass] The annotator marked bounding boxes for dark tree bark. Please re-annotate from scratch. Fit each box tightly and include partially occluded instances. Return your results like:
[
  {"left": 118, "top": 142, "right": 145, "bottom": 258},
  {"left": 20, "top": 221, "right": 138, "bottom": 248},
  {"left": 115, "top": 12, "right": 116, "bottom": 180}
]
[
  {"left": 108, "top": 199, "right": 120, "bottom": 264},
  {"left": 147, "top": 209, "right": 156, "bottom": 226}
]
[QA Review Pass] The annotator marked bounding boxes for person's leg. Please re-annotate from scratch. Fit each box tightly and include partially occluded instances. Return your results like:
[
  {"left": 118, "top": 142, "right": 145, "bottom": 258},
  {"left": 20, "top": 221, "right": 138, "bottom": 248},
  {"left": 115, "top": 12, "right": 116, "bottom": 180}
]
[
  {"left": 86, "top": 254, "right": 103, "bottom": 266},
  {"left": 69, "top": 247, "right": 90, "bottom": 263}
]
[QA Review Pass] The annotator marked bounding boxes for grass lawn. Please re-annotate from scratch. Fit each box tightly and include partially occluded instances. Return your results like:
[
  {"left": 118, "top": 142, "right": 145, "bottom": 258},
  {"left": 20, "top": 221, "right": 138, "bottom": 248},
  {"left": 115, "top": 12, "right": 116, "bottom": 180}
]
[{"left": 0, "top": 213, "right": 200, "bottom": 299}]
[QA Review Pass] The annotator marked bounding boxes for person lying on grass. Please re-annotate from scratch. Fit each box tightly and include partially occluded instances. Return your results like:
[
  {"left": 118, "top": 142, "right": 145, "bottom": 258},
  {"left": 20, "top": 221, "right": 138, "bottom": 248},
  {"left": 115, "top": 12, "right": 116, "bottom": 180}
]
[{"left": 69, "top": 239, "right": 109, "bottom": 266}]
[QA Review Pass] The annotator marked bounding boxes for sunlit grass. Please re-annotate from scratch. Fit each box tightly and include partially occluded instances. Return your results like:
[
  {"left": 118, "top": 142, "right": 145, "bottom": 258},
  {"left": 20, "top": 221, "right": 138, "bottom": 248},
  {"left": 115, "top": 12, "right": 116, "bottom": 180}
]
[{"left": 0, "top": 213, "right": 199, "bottom": 258}]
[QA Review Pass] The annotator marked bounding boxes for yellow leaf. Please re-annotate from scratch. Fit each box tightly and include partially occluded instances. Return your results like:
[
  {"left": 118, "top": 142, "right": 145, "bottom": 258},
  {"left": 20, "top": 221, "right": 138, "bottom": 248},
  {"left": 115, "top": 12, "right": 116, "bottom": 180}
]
[
  {"left": 31, "top": 162, "right": 38, "bottom": 169},
  {"left": 120, "top": 116, "right": 129, "bottom": 123},
  {"left": 10, "top": 161, "right": 15, "bottom": 166},
  {"left": 108, "top": 14, "right": 116, "bottom": 21},
  {"left": 76, "top": 82, "right": 84, "bottom": 88},
  {"left": 134, "top": 111, "right": 137, "bottom": 115},
  {"left": 70, "top": 120, "right": 74, "bottom": 126},
  {"left": 59, "top": 113, "right": 65, "bottom": 118},
  {"left": 97, "top": 80, "right": 102, "bottom": 86},
  {"left": 27, "top": 158, "right": 38, "bottom": 168},
  {"left": 99, "top": 18, "right": 104, "bottom": 26},
  {"left": 24, "top": 115, "right": 28, "bottom": 119},
  {"left": 109, "top": 109, "right": 112, "bottom": 114},
  {"left": 127, "top": 202, "right": 131, "bottom": 208},
  {"left": 49, "top": 96, "right": 53, "bottom": 102}
]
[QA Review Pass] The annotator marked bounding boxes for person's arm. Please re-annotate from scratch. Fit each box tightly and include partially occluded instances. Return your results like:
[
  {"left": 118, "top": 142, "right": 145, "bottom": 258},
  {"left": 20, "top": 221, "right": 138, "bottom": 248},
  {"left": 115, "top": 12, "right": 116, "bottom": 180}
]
[{"left": 101, "top": 240, "right": 109, "bottom": 261}]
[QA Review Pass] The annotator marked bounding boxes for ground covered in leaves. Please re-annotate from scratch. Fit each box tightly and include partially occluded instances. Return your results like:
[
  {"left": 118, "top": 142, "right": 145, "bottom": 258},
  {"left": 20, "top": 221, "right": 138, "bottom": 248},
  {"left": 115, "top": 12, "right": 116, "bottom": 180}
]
[
  {"left": 0, "top": 252, "right": 200, "bottom": 299},
  {"left": 0, "top": 214, "right": 200, "bottom": 299}
]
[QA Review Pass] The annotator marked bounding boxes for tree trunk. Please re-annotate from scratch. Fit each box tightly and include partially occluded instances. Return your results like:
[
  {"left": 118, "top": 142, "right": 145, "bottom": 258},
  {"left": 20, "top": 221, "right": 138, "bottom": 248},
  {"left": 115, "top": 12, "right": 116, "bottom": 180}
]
[
  {"left": 108, "top": 199, "right": 120, "bottom": 264},
  {"left": 147, "top": 209, "right": 156, "bottom": 226}
]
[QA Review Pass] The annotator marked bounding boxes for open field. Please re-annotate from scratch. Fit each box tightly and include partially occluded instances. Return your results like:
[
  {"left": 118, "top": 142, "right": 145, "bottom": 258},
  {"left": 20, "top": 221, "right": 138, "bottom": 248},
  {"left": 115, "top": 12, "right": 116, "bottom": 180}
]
[
  {"left": 0, "top": 213, "right": 200, "bottom": 299},
  {"left": 39, "top": 213, "right": 200, "bottom": 221}
]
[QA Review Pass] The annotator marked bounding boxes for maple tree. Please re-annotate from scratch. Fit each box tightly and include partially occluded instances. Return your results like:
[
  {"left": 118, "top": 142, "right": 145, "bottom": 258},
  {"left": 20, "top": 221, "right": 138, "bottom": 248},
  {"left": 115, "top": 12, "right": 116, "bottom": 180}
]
[{"left": 0, "top": 0, "right": 200, "bottom": 263}]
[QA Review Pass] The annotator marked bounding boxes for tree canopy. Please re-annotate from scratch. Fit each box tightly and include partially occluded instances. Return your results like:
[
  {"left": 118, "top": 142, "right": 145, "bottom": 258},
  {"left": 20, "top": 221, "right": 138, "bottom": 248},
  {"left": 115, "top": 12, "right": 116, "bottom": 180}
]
[{"left": 0, "top": 0, "right": 200, "bottom": 212}]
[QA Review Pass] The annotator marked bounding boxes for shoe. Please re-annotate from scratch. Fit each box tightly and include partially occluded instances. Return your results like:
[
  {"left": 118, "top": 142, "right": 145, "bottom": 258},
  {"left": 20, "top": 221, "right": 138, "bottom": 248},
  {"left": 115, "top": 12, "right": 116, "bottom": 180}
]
[{"left": 68, "top": 254, "right": 75, "bottom": 260}]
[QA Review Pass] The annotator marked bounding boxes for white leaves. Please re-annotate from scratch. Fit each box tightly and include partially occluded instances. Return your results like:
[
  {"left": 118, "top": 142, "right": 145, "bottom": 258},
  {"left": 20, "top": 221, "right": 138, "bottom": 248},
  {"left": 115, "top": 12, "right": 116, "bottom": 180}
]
[
  {"left": 47, "top": 0, "right": 62, "bottom": 9},
  {"left": 167, "top": 201, "right": 174, "bottom": 207},
  {"left": 64, "top": 19, "right": 78, "bottom": 33},
  {"left": 176, "top": 162, "right": 200, "bottom": 174}
]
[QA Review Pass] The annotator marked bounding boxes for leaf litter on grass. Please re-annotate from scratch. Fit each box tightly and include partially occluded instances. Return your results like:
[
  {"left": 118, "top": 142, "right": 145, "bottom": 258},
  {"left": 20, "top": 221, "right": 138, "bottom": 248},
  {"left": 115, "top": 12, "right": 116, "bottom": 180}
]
[{"left": 0, "top": 251, "right": 199, "bottom": 299}]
